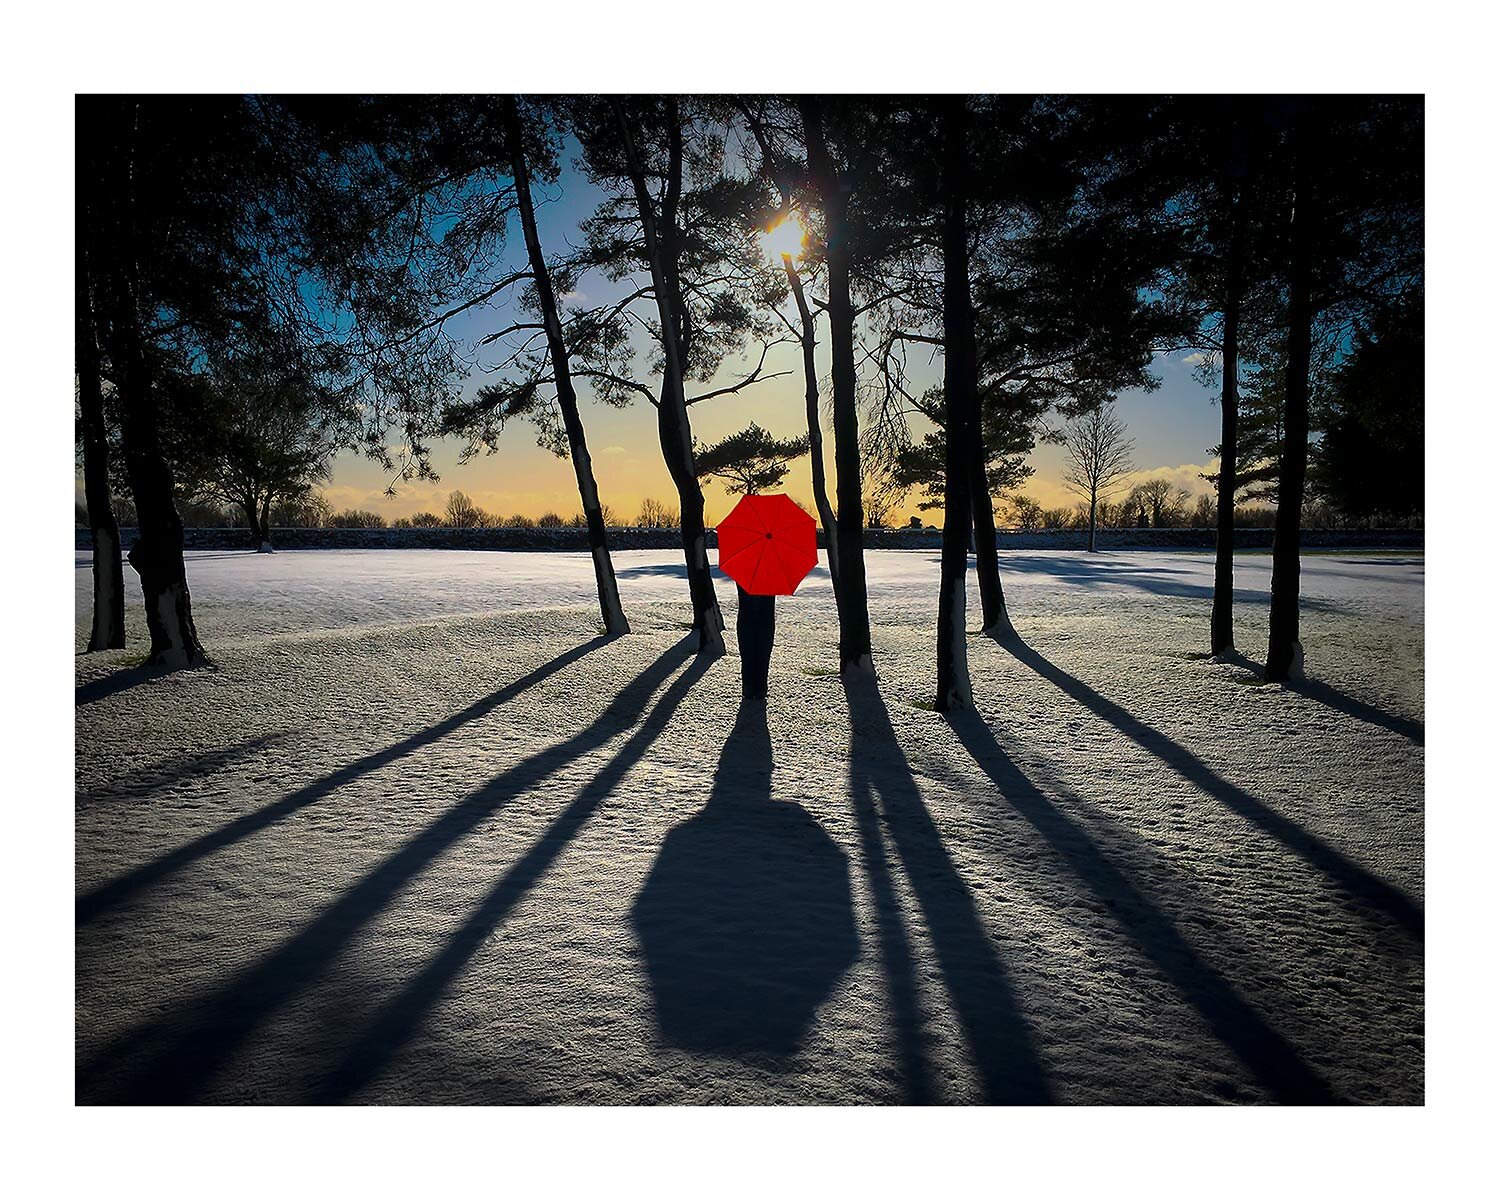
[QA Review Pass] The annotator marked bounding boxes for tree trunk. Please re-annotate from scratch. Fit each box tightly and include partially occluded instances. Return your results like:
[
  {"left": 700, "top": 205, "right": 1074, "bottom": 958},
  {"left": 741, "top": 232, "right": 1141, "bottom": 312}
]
[
  {"left": 784, "top": 256, "right": 841, "bottom": 598},
  {"left": 935, "top": 98, "right": 976, "bottom": 712},
  {"left": 1210, "top": 182, "right": 1243, "bottom": 657},
  {"left": 243, "top": 494, "right": 273, "bottom": 553},
  {"left": 1088, "top": 493, "right": 1098, "bottom": 553},
  {"left": 613, "top": 100, "right": 723, "bottom": 655},
  {"left": 76, "top": 251, "right": 125, "bottom": 652},
  {"left": 801, "top": 97, "right": 873, "bottom": 676},
  {"left": 508, "top": 97, "right": 628, "bottom": 636},
  {"left": 259, "top": 494, "right": 273, "bottom": 553},
  {"left": 242, "top": 498, "right": 264, "bottom": 550},
  {"left": 85, "top": 98, "right": 206, "bottom": 669},
  {"left": 1266, "top": 118, "right": 1313, "bottom": 682},
  {"left": 969, "top": 441, "right": 1013, "bottom": 637}
]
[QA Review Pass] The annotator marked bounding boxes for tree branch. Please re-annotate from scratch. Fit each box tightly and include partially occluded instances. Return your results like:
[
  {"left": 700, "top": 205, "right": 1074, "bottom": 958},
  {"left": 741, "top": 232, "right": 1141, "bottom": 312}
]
[{"left": 685, "top": 339, "right": 793, "bottom": 406}]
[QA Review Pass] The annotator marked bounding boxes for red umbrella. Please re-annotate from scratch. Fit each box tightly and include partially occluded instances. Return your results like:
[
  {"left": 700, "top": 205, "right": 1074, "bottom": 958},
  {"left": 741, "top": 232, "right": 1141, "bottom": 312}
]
[{"left": 716, "top": 493, "right": 818, "bottom": 596}]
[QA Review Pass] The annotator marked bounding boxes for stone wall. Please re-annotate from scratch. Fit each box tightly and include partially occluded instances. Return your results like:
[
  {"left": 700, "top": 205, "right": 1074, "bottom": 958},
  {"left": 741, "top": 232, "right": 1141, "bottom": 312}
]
[{"left": 78, "top": 525, "right": 1425, "bottom": 552}]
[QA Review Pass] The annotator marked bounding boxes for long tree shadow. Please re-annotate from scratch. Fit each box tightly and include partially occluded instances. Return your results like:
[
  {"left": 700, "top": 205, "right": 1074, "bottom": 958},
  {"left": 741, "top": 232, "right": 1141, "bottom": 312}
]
[
  {"left": 1213, "top": 648, "right": 1423, "bottom": 745},
  {"left": 844, "top": 690, "right": 936, "bottom": 1103},
  {"left": 76, "top": 636, "right": 609, "bottom": 925},
  {"left": 77, "top": 638, "right": 694, "bottom": 1104},
  {"left": 1001, "top": 635, "right": 1424, "bottom": 940},
  {"left": 947, "top": 710, "right": 1339, "bottom": 1104},
  {"left": 843, "top": 678, "right": 1051, "bottom": 1103},
  {"left": 991, "top": 554, "right": 1341, "bottom": 612},
  {"left": 1285, "top": 676, "right": 1424, "bottom": 745},
  {"left": 75, "top": 662, "right": 180, "bottom": 707},
  {"left": 630, "top": 698, "right": 859, "bottom": 1060},
  {"left": 315, "top": 654, "right": 712, "bottom": 1102},
  {"left": 76, "top": 733, "right": 288, "bottom": 807}
]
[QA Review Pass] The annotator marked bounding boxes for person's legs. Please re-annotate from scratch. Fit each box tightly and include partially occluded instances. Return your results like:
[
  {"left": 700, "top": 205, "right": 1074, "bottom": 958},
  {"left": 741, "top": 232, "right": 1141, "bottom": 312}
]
[{"left": 736, "top": 587, "right": 775, "bottom": 696}]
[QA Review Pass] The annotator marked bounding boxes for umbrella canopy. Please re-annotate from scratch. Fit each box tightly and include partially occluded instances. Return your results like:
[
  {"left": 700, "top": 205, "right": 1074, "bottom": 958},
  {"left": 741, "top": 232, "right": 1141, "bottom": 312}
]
[{"left": 716, "top": 493, "right": 818, "bottom": 596}]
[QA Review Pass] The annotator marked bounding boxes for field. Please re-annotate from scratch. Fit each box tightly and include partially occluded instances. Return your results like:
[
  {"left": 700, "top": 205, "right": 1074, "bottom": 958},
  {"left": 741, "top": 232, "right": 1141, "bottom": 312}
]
[{"left": 74, "top": 548, "right": 1424, "bottom": 1104}]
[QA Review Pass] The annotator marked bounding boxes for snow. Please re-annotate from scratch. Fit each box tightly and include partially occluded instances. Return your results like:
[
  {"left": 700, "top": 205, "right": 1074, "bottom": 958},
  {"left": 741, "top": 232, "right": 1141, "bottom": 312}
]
[{"left": 75, "top": 548, "right": 1423, "bottom": 1103}]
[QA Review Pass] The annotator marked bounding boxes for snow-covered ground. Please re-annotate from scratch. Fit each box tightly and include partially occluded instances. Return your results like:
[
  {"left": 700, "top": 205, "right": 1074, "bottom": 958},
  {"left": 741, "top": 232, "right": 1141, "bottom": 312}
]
[{"left": 75, "top": 548, "right": 1423, "bottom": 1104}]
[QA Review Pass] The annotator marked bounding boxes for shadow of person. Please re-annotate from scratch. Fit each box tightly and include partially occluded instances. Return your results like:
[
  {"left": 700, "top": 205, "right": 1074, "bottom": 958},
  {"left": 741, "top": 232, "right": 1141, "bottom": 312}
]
[{"left": 631, "top": 699, "right": 858, "bottom": 1059}]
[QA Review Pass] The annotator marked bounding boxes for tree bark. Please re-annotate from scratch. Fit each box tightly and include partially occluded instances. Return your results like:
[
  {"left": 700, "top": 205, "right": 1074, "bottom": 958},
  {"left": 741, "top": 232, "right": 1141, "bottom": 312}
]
[
  {"left": 783, "top": 255, "right": 841, "bottom": 598},
  {"left": 243, "top": 494, "right": 273, "bottom": 553},
  {"left": 85, "top": 98, "right": 206, "bottom": 668},
  {"left": 1210, "top": 180, "right": 1243, "bottom": 657},
  {"left": 935, "top": 98, "right": 976, "bottom": 712},
  {"left": 1266, "top": 117, "right": 1313, "bottom": 682},
  {"left": 801, "top": 97, "right": 873, "bottom": 676},
  {"left": 1088, "top": 493, "right": 1098, "bottom": 553},
  {"left": 969, "top": 438, "right": 1013, "bottom": 636},
  {"left": 242, "top": 498, "right": 264, "bottom": 549},
  {"left": 613, "top": 99, "right": 723, "bottom": 655},
  {"left": 76, "top": 250, "right": 125, "bottom": 652},
  {"left": 259, "top": 494, "right": 273, "bottom": 553},
  {"left": 508, "top": 97, "right": 628, "bottom": 636}
]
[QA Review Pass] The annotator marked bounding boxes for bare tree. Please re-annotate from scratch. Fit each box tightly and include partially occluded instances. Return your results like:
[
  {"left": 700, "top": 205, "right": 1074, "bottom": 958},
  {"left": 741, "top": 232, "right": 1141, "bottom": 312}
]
[
  {"left": 328, "top": 509, "right": 387, "bottom": 529},
  {"left": 637, "top": 498, "right": 680, "bottom": 528},
  {"left": 1127, "top": 477, "right": 1192, "bottom": 527},
  {"left": 1189, "top": 492, "right": 1217, "bottom": 528},
  {"left": 444, "top": 490, "right": 487, "bottom": 529},
  {"left": 1061, "top": 406, "right": 1135, "bottom": 552}
]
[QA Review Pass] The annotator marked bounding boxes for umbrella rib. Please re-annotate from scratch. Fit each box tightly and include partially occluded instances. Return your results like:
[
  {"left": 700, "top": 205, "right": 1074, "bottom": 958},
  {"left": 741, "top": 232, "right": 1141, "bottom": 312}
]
[
  {"left": 720, "top": 501, "right": 769, "bottom": 535},
  {"left": 765, "top": 540, "right": 800, "bottom": 593},
  {"left": 719, "top": 536, "right": 767, "bottom": 573},
  {"left": 765, "top": 496, "right": 815, "bottom": 533},
  {"left": 735, "top": 540, "right": 768, "bottom": 589}
]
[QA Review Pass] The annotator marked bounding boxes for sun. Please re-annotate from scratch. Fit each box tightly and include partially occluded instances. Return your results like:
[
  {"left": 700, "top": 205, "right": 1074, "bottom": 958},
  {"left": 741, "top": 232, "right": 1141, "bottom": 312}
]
[{"left": 759, "top": 211, "right": 807, "bottom": 263}]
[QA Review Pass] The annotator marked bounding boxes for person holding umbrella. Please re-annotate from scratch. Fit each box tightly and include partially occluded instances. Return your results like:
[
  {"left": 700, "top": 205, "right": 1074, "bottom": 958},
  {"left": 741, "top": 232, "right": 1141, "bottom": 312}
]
[{"left": 716, "top": 493, "right": 818, "bottom": 697}]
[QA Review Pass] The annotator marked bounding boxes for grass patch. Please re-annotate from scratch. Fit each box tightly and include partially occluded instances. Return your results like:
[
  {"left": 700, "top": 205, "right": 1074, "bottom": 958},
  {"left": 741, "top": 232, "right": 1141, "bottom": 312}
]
[{"left": 1232, "top": 673, "right": 1277, "bottom": 689}]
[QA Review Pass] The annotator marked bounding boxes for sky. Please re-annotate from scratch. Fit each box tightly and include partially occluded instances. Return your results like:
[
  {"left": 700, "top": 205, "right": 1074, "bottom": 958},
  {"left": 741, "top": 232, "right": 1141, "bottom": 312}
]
[
  {"left": 315, "top": 136, "right": 1227, "bottom": 528},
  {"left": 83, "top": 132, "right": 1225, "bottom": 528},
  {"left": 323, "top": 345, "right": 1225, "bottom": 528}
]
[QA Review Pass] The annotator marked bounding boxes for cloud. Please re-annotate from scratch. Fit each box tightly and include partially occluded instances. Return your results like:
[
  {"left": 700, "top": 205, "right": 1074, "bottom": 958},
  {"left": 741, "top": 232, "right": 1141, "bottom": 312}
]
[
  {"left": 1115, "top": 460, "right": 1221, "bottom": 498},
  {"left": 599, "top": 445, "right": 627, "bottom": 456}
]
